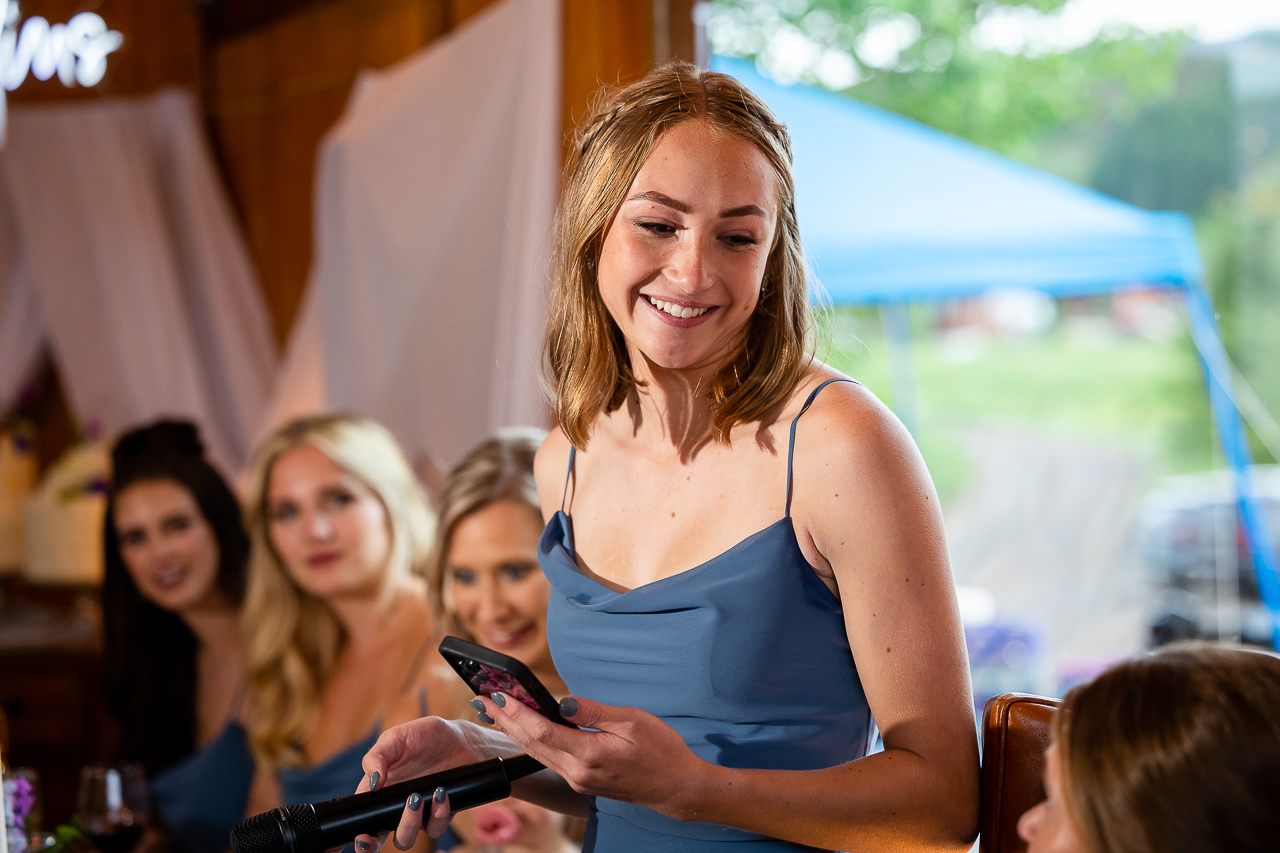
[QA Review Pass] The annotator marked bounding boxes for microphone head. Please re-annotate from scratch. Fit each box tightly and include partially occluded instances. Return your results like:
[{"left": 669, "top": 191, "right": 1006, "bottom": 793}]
[{"left": 231, "top": 805, "right": 323, "bottom": 853}]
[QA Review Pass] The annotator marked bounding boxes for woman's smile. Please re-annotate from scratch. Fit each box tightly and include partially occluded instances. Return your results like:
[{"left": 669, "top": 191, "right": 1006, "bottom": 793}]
[{"left": 597, "top": 119, "right": 777, "bottom": 375}]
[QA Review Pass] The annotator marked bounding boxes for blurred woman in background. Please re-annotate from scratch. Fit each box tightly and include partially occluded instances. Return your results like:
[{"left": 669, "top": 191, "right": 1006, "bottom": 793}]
[
  {"left": 1017, "top": 643, "right": 1280, "bottom": 853},
  {"left": 424, "top": 429, "right": 566, "bottom": 718},
  {"left": 240, "top": 413, "right": 436, "bottom": 815},
  {"left": 104, "top": 420, "right": 252, "bottom": 853},
  {"left": 423, "top": 430, "right": 577, "bottom": 853}
]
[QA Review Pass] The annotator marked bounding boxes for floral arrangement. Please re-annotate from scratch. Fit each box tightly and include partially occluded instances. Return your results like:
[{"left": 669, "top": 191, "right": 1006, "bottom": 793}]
[{"left": 3, "top": 773, "right": 36, "bottom": 853}]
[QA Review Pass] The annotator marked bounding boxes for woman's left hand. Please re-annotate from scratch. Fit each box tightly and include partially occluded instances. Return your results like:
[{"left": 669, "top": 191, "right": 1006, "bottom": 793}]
[{"left": 473, "top": 692, "right": 709, "bottom": 820}]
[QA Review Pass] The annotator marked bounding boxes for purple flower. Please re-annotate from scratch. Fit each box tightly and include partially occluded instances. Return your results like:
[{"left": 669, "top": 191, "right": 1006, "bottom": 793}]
[{"left": 5, "top": 777, "right": 35, "bottom": 826}]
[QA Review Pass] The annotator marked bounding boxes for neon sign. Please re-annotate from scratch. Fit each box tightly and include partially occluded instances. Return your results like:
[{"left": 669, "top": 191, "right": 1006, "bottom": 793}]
[{"left": 1, "top": 1, "right": 123, "bottom": 90}]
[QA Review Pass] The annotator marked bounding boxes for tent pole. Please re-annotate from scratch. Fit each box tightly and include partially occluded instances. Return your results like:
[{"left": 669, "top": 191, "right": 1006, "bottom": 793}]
[
  {"left": 1183, "top": 282, "right": 1280, "bottom": 648},
  {"left": 880, "top": 301, "right": 918, "bottom": 437}
]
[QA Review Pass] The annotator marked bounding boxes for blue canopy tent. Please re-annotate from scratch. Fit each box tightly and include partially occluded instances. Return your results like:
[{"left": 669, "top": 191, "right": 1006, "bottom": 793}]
[{"left": 712, "top": 56, "right": 1280, "bottom": 645}]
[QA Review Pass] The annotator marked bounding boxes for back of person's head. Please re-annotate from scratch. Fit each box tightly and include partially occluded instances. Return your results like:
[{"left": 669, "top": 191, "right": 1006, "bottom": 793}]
[
  {"left": 241, "top": 412, "right": 434, "bottom": 768},
  {"left": 1054, "top": 643, "right": 1280, "bottom": 853},
  {"left": 103, "top": 419, "right": 248, "bottom": 774},
  {"left": 425, "top": 428, "right": 545, "bottom": 633},
  {"left": 547, "top": 61, "right": 812, "bottom": 448}
]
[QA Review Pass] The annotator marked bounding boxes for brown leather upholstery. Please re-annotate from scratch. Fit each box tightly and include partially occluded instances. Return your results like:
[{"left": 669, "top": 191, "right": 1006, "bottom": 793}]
[{"left": 980, "top": 693, "right": 1060, "bottom": 853}]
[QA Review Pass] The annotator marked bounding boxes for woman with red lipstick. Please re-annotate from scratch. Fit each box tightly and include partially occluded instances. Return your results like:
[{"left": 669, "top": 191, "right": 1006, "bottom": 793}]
[
  {"left": 360, "top": 63, "right": 978, "bottom": 853},
  {"left": 239, "top": 414, "right": 437, "bottom": 831},
  {"left": 104, "top": 420, "right": 253, "bottom": 853}
]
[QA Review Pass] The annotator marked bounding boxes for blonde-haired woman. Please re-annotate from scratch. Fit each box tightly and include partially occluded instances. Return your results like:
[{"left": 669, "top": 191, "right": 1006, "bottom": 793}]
[
  {"left": 424, "top": 429, "right": 565, "bottom": 718},
  {"left": 241, "top": 413, "right": 436, "bottom": 822},
  {"left": 423, "top": 430, "right": 580, "bottom": 852},
  {"left": 360, "top": 62, "right": 978, "bottom": 853}
]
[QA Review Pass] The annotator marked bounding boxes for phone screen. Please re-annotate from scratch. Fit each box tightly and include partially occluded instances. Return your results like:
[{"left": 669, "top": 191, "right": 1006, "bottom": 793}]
[{"left": 466, "top": 663, "right": 542, "bottom": 713}]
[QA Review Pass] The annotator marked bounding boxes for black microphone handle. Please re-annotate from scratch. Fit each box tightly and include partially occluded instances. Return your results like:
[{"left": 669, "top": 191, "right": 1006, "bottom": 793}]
[{"left": 312, "top": 754, "right": 544, "bottom": 850}]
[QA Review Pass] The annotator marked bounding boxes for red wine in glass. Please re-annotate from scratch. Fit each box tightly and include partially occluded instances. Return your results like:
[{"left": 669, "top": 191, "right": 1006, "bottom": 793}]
[
  {"left": 85, "top": 827, "right": 145, "bottom": 853},
  {"left": 77, "top": 763, "right": 148, "bottom": 853}
]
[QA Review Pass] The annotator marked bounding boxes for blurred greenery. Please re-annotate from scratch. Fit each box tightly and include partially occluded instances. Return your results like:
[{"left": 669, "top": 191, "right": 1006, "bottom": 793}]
[
  {"left": 819, "top": 305, "right": 1215, "bottom": 503},
  {"left": 713, "top": 1, "right": 1280, "bottom": 504},
  {"left": 708, "top": 0, "right": 1185, "bottom": 161}
]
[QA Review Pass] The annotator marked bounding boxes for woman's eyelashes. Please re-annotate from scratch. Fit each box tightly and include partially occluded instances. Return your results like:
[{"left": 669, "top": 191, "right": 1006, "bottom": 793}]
[
  {"left": 161, "top": 514, "right": 193, "bottom": 535},
  {"left": 632, "top": 219, "right": 760, "bottom": 248},
  {"left": 448, "top": 562, "right": 536, "bottom": 586}
]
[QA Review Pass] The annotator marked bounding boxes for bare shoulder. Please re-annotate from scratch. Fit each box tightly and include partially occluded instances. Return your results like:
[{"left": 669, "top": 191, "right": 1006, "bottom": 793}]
[
  {"left": 786, "top": 366, "right": 939, "bottom": 561},
  {"left": 533, "top": 428, "right": 574, "bottom": 521},
  {"left": 786, "top": 366, "right": 909, "bottom": 463}
]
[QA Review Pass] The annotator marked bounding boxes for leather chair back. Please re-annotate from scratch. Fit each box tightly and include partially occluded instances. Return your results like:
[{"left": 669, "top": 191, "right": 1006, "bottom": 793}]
[{"left": 980, "top": 693, "right": 1060, "bottom": 853}]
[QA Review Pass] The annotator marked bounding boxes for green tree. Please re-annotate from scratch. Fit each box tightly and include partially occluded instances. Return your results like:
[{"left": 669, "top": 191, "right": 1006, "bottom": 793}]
[{"left": 708, "top": 0, "right": 1185, "bottom": 161}]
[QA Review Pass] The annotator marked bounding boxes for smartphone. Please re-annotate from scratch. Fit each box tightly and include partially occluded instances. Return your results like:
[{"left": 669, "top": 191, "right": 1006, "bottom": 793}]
[{"left": 438, "top": 635, "right": 578, "bottom": 728}]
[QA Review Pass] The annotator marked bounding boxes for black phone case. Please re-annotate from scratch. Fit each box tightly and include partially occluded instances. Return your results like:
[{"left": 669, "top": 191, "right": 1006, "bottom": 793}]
[{"left": 438, "top": 636, "right": 578, "bottom": 728}]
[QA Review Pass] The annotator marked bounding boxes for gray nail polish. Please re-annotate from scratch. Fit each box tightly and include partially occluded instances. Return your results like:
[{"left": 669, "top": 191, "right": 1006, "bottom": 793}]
[
  {"left": 356, "top": 842, "right": 369, "bottom": 851},
  {"left": 407, "top": 793, "right": 422, "bottom": 811},
  {"left": 434, "top": 787, "right": 447, "bottom": 803},
  {"left": 468, "top": 698, "right": 485, "bottom": 712},
  {"left": 368, "top": 771, "right": 379, "bottom": 791},
  {"left": 560, "top": 696, "right": 579, "bottom": 717},
  {"left": 477, "top": 711, "right": 495, "bottom": 725},
  {"left": 490, "top": 692, "right": 506, "bottom": 708}
]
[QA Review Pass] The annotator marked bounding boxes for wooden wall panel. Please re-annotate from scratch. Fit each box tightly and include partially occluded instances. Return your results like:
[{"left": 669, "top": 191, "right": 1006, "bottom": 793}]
[{"left": 208, "top": 0, "right": 503, "bottom": 344}]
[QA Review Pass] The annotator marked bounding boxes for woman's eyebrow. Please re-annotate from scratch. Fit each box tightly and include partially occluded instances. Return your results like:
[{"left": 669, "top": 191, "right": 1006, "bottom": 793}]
[
  {"left": 627, "top": 190, "right": 690, "bottom": 212},
  {"left": 720, "top": 204, "right": 767, "bottom": 218}
]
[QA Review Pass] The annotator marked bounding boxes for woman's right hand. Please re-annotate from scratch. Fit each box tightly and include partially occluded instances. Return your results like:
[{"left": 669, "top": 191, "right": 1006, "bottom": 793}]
[{"left": 353, "top": 715, "right": 520, "bottom": 850}]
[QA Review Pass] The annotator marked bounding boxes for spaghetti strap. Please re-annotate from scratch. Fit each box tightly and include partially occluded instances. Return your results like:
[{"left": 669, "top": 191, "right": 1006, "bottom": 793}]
[
  {"left": 561, "top": 445, "right": 577, "bottom": 513},
  {"left": 397, "top": 635, "right": 435, "bottom": 696},
  {"left": 786, "top": 378, "right": 858, "bottom": 517}
]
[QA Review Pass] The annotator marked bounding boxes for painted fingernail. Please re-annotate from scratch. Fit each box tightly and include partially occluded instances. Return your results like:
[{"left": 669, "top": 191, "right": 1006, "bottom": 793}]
[
  {"left": 407, "top": 793, "right": 422, "bottom": 811},
  {"left": 468, "top": 698, "right": 485, "bottom": 712},
  {"left": 356, "top": 841, "right": 369, "bottom": 851},
  {"left": 368, "top": 771, "right": 379, "bottom": 791},
  {"left": 477, "top": 711, "right": 495, "bottom": 725},
  {"left": 490, "top": 692, "right": 507, "bottom": 708},
  {"left": 560, "top": 697, "right": 579, "bottom": 717},
  {"left": 434, "top": 787, "right": 447, "bottom": 803}
]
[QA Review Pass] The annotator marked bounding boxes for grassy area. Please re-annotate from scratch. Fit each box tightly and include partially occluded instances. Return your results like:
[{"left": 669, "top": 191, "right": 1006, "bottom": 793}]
[{"left": 821, "top": 305, "right": 1217, "bottom": 504}]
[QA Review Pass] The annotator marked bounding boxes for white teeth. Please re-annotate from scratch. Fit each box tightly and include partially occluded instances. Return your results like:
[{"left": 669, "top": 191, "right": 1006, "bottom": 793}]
[{"left": 647, "top": 296, "right": 708, "bottom": 318}]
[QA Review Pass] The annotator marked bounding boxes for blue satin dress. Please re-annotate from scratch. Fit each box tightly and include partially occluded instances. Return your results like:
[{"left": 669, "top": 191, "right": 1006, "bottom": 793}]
[
  {"left": 539, "top": 379, "right": 874, "bottom": 852},
  {"left": 150, "top": 723, "right": 254, "bottom": 853}
]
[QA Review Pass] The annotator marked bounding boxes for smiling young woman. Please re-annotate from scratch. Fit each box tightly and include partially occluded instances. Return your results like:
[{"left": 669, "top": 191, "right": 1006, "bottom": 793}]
[
  {"left": 422, "top": 430, "right": 566, "bottom": 724},
  {"left": 103, "top": 420, "right": 252, "bottom": 853},
  {"left": 359, "top": 63, "right": 978, "bottom": 853}
]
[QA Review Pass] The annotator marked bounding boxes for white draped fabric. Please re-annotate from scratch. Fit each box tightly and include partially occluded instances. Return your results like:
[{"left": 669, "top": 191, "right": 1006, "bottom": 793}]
[
  {"left": 261, "top": 0, "right": 561, "bottom": 479},
  {"left": 0, "top": 89, "right": 276, "bottom": 475}
]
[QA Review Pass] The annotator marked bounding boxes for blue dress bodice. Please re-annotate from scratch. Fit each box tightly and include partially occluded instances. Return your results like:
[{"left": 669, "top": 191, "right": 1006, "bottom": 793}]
[
  {"left": 150, "top": 723, "right": 254, "bottom": 853},
  {"left": 540, "top": 379, "right": 874, "bottom": 851}
]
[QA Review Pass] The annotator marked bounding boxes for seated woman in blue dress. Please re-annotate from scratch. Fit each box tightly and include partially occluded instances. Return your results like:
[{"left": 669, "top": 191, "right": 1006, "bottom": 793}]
[
  {"left": 421, "top": 431, "right": 581, "bottom": 852},
  {"left": 358, "top": 63, "right": 980, "bottom": 852},
  {"left": 239, "top": 414, "right": 437, "bottom": 827},
  {"left": 103, "top": 420, "right": 252, "bottom": 853}
]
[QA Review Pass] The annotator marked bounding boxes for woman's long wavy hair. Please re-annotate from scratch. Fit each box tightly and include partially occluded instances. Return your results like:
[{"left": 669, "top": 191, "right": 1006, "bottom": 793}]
[
  {"left": 423, "top": 429, "right": 546, "bottom": 635},
  {"left": 241, "top": 413, "right": 435, "bottom": 769},
  {"left": 1053, "top": 643, "right": 1280, "bottom": 853},
  {"left": 545, "top": 61, "right": 814, "bottom": 448},
  {"left": 102, "top": 420, "right": 249, "bottom": 776}
]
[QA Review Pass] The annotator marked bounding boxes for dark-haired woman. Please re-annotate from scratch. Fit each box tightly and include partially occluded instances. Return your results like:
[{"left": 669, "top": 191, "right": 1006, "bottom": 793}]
[{"left": 103, "top": 421, "right": 253, "bottom": 853}]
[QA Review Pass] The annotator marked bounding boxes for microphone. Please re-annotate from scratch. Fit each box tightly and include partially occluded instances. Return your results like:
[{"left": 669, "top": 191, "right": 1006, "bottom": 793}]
[{"left": 230, "top": 754, "right": 544, "bottom": 853}]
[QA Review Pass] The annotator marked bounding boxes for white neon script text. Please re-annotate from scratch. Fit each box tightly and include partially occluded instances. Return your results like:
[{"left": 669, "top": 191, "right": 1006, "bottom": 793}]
[{"left": 1, "top": 0, "right": 124, "bottom": 91}]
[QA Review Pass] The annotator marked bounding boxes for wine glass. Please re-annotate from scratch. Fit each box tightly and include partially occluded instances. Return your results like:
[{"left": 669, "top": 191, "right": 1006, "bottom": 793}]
[{"left": 76, "top": 763, "right": 148, "bottom": 853}]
